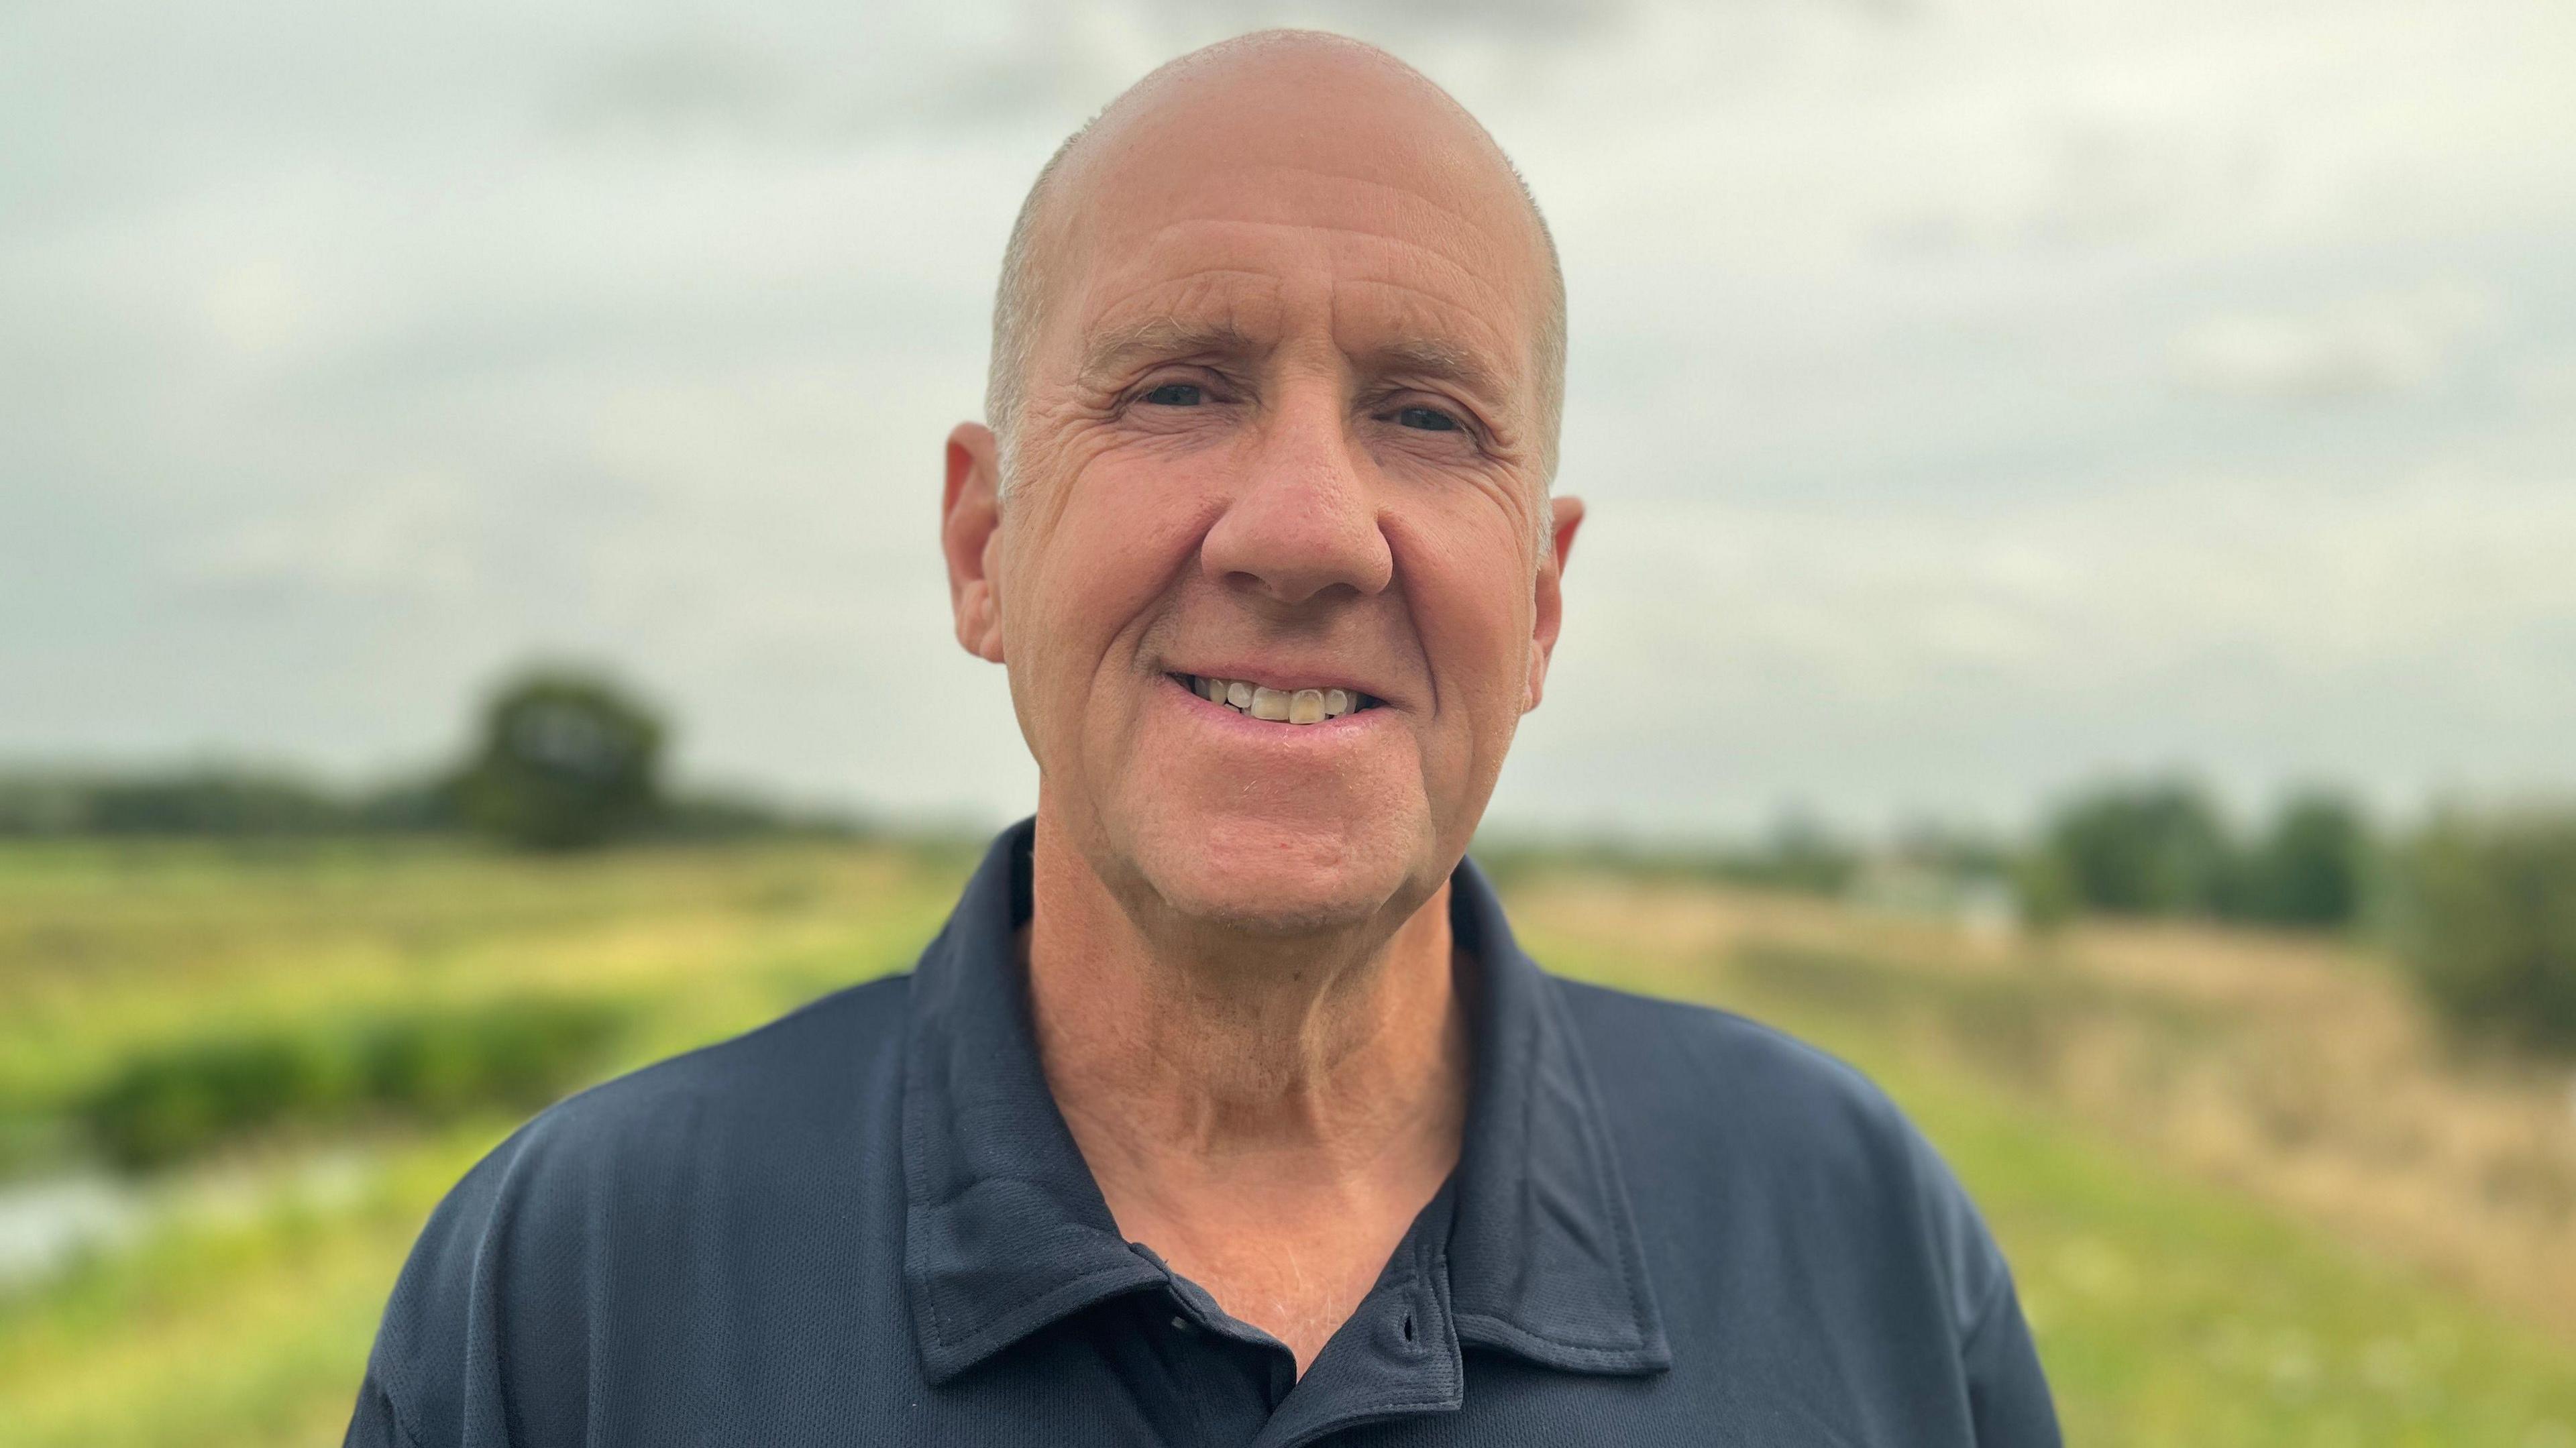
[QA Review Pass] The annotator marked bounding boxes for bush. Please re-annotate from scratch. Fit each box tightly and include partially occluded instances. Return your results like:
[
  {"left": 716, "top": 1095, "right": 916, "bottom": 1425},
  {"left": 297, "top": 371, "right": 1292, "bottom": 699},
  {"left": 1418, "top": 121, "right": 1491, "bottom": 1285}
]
[
  {"left": 0, "top": 771, "right": 351, "bottom": 836},
  {"left": 2392, "top": 808, "right": 2576, "bottom": 1056},
  {"left": 78, "top": 999, "right": 627, "bottom": 1170},
  {"left": 458, "top": 669, "right": 666, "bottom": 851},
  {"left": 2234, "top": 791, "right": 2371, "bottom": 928},
  {"left": 2042, "top": 781, "right": 2237, "bottom": 917}
]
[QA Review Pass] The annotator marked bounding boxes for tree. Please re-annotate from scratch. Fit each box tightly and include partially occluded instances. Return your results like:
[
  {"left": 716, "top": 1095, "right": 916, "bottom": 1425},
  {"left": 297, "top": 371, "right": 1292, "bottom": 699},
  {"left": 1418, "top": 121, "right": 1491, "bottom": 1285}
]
[
  {"left": 2392, "top": 808, "right": 2576, "bottom": 1056},
  {"left": 2238, "top": 791, "right": 2371, "bottom": 928},
  {"left": 456, "top": 669, "right": 666, "bottom": 850},
  {"left": 2041, "top": 780, "right": 2236, "bottom": 917}
]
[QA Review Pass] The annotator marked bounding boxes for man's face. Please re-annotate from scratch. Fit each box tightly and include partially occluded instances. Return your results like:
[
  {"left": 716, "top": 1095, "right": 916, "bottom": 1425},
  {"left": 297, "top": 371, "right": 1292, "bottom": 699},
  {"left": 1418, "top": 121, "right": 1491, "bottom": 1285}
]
[{"left": 951, "top": 58, "right": 1578, "bottom": 934}]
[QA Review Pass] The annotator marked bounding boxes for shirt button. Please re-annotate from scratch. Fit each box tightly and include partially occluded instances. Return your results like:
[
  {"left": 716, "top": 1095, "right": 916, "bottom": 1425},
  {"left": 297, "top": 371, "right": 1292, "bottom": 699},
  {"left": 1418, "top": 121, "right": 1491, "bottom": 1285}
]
[{"left": 1169, "top": 1315, "right": 1195, "bottom": 1334}]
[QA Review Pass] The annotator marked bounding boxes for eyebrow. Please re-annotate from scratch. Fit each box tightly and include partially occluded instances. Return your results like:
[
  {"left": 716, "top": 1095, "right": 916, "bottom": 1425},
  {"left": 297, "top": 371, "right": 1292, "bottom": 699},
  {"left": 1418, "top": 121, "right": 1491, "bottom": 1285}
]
[
  {"left": 1077, "top": 318, "right": 1262, "bottom": 390},
  {"left": 1362, "top": 335, "right": 1506, "bottom": 404},
  {"left": 1075, "top": 317, "right": 1512, "bottom": 406}
]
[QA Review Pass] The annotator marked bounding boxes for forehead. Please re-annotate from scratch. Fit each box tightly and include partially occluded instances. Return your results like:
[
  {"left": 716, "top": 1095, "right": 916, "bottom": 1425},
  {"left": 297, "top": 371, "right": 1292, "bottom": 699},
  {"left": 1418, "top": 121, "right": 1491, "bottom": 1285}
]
[{"left": 1044, "top": 70, "right": 1549, "bottom": 385}]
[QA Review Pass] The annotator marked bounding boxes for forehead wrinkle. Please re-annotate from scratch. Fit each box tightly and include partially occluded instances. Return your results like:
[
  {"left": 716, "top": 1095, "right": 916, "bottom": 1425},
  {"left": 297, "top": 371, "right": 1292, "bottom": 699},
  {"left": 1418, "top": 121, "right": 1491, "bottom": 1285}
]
[
  {"left": 1161, "top": 159, "right": 1528, "bottom": 257},
  {"left": 1078, "top": 219, "right": 1527, "bottom": 382},
  {"left": 1071, "top": 268, "right": 1285, "bottom": 377},
  {"left": 1065, "top": 115, "right": 1541, "bottom": 276},
  {"left": 1097, "top": 215, "right": 1513, "bottom": 319},
  {"left": 1066, "top": 144, "right": 1553, "bottom": 351},
  {"left": 1086, "top": 263, "right": 1286, "bottom": 325}
]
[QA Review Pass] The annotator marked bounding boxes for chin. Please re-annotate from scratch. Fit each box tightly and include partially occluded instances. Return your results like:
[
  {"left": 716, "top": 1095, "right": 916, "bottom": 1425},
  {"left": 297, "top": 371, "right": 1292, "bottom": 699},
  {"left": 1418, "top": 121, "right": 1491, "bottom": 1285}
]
[{"left": 1124, "top": 800, "right": 1434, "bottom": 938}]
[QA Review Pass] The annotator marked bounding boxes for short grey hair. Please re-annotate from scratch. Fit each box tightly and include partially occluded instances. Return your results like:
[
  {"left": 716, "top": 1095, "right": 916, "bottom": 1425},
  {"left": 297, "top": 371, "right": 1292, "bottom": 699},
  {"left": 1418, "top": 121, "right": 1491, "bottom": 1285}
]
[
  {"left": 983, "top": 113, "right": 1102, "bottom": 500},
  {"left": 981, "top": 67, "right": 1568, "bottom": 550}
]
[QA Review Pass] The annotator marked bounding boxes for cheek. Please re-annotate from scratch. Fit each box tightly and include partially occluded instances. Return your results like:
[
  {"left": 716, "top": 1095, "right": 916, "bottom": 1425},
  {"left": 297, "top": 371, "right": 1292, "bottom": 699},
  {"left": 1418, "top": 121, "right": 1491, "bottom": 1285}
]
[
  {"left": 1393, "top": 513, "right": 1536, "bottom": 744},
  {"left": 1006, "top": 455, "right": 1220, "bottom": 695},
  {"left": 1050, "top": 459, "right": 1216, "bottom": 605}
]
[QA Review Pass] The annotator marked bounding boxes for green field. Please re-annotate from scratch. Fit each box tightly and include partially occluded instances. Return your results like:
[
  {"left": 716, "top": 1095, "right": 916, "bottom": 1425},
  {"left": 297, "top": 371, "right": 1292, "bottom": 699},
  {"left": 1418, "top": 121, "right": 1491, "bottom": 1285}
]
[{"left": 2, "top": 838, "right": 2572, "bottom": 1445}]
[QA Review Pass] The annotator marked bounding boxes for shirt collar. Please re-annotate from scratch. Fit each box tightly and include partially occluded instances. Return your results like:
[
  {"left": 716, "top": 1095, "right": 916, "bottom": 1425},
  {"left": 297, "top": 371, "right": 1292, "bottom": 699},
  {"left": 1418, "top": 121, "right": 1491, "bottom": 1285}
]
[{"left": 900, "top": 819, "right": 1670, "bottom": 1387}]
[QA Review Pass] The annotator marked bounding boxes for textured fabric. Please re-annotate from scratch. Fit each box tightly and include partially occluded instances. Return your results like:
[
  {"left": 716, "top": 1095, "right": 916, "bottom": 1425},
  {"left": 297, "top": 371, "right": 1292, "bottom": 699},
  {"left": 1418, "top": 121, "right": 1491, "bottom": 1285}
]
[{"left": 347, "top": 819, "right": 2063, "bottom": 1447}]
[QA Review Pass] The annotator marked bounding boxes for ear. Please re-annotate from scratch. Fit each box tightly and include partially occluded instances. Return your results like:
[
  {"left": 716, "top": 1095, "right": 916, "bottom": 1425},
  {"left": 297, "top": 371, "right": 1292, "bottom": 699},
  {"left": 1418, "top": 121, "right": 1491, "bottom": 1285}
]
[
  {"left": 1523, "top": 494, "right": 1584, "bottom": 713},
  {"left": 942, "top": 422, "right": 1007, "bottom": 663}
]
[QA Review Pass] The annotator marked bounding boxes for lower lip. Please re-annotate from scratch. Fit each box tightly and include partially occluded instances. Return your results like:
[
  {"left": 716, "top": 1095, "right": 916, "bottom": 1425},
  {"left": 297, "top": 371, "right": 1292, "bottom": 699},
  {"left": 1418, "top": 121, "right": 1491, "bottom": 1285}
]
[{"left": 1159, "top": 675, "right": 1393, "bottom": 742}]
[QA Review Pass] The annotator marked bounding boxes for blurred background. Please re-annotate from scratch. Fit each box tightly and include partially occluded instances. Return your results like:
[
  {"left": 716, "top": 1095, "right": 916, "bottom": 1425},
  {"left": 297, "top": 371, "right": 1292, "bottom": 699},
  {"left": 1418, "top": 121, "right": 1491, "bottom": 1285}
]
[{"left": 5, "top": 1, "right": 2574, "bottom": 1443}]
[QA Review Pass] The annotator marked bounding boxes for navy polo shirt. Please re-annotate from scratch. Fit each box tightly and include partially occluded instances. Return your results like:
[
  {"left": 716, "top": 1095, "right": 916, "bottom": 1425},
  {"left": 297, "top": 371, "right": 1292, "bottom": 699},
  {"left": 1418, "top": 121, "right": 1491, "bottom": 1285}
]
[{"left": 346, "top": 820, "right": 2062, "bottom": 1447}]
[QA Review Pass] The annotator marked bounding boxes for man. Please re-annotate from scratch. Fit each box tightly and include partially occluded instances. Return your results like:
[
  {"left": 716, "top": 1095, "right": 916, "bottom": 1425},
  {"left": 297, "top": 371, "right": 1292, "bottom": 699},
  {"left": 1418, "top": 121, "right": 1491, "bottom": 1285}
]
[{"left": 346, "top": 30, "right": 2061, "bottom": 1448}]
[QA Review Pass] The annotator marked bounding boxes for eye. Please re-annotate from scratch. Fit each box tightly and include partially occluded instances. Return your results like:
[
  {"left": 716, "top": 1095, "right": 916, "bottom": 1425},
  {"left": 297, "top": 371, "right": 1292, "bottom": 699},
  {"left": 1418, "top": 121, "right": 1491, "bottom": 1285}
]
[
  {"left": 1141, "top": 382, "right": 1203, "bottom": 406},
  {"left": 1392, "top": 405, "right": 1459, "bottom": 432}
]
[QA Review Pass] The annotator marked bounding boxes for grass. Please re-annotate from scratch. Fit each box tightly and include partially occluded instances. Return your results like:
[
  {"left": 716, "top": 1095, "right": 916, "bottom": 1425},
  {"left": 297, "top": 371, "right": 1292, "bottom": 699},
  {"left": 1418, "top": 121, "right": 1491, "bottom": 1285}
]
[
  {"left": 0, "top": 1131, "right": 494, "bottom": 1448},
  {"left": 1, "top": 838, "right": 2572, "bottom": 1445}
]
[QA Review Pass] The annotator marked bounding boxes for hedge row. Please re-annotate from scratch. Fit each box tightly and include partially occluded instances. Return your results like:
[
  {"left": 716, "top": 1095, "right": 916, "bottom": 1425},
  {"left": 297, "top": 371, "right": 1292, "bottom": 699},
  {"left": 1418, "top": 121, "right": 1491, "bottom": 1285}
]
[{"left": 76, "top": 998, "right": 628, "bottom": 1170}]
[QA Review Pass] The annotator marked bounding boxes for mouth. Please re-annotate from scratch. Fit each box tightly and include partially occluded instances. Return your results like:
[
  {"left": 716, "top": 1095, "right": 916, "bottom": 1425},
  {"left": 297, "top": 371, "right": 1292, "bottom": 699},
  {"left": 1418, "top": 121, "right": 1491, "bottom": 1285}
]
[{"left": 1166, "top": 673, "right": 1387, "bottom": 726}]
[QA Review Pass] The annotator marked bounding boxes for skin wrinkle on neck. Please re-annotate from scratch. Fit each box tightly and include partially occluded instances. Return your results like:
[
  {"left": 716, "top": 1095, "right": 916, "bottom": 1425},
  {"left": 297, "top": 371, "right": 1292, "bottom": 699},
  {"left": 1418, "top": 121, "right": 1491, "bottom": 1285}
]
[{"left": 1026, "top": 810, "right": 1467, "bottom": 1162}]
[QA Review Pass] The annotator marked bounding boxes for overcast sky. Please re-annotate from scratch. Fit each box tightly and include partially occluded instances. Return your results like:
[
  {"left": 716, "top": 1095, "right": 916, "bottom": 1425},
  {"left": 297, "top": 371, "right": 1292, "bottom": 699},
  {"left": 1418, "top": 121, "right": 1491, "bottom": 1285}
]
[{"left": 5, "top": 0, "right": 2571, "bottom": 836}]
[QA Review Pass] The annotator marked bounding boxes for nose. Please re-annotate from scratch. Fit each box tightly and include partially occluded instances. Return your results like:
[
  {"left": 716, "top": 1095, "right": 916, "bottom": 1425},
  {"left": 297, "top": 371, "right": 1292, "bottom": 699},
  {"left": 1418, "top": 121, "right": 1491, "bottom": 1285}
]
[{"left": 1199, "top": 389, "right": 1395, "bottom": 608}]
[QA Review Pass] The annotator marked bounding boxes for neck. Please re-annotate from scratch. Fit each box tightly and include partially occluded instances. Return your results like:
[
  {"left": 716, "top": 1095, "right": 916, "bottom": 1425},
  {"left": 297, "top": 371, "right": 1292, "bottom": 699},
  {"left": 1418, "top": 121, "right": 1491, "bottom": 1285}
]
[{"left": 1023, "top": 803, "right": 1469, "bottom": 1215}]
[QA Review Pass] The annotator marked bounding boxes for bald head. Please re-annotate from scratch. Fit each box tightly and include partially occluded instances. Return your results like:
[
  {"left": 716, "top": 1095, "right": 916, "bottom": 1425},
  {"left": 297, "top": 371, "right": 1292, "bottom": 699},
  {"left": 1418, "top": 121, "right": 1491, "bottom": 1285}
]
[{"left": 983, "top": 31, "right": 1566, "bottom": 496}]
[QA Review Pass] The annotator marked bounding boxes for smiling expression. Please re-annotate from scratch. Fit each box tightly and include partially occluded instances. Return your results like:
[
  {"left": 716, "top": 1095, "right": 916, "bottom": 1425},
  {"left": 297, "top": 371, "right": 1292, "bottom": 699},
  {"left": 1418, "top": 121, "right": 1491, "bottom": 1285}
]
[{"left": 947, "top": 39, "right": 1578, "bottom": 937}]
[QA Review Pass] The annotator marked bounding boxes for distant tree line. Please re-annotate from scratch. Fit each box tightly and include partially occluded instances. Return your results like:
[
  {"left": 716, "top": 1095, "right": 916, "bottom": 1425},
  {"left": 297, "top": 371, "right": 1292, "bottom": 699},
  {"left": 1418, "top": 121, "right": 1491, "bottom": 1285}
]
[
  {"left": 0, "top": 769, "right": 447, "bottom": 837},
  {"left": 0, "top": 666, "right": 865, "bottom": 852},
  {"left": 2010, "top": 783, "right": 2371, "bottom": 931},
  {"left": 2015, "top": 779, "right": 2576, "bottom": 1058},
  {"left": 1486, "top": 777, "right": 2576, "bottom": 1061}
]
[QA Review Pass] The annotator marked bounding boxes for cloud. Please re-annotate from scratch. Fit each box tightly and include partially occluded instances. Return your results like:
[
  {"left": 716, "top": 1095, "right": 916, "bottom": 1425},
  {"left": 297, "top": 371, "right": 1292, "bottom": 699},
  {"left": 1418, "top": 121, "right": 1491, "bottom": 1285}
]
[
  {"left": 2172, "top": 283, "right": 2498, "bottom": 402},
  {"left": 170, "top": 469, "right": 485, "bottom": 603},
  {"left": 556, "top": 35, "right": 804, "bottom": 137},
  {"left": 1499, "top": 462, "right": 2576, "bottom": 832},
  {"left": 545, "top": 0, "right": 1652, "bottom": 146}
]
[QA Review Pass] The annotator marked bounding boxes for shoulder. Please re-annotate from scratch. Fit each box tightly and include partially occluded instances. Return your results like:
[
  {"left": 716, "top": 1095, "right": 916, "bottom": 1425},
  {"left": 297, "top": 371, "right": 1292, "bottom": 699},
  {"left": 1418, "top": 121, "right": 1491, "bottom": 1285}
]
[
  {"left": 447, "top": 967, "right": 911, "bottom": 1216},
  {"left": 441, "top": 970, "right": 914, "bottom": 1201},
  {"left": 1551, "top": 973, "right": 1907, "bottom": 1152},
  {"left": 1549, "top": 974, "right": 2012, "bottom": 1336},
  {"left": 544, "top": 968, "right": 911, "bottom": 1141},
  {"left": 362, "top": 973, "right": 915, "bottom": 1443}
]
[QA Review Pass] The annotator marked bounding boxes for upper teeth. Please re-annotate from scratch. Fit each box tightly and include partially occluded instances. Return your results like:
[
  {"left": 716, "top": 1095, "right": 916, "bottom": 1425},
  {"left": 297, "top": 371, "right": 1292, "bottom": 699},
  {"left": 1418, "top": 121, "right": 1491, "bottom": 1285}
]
[{"left": 1187, "top": 675, "right": 1362, "bottom": 724}]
